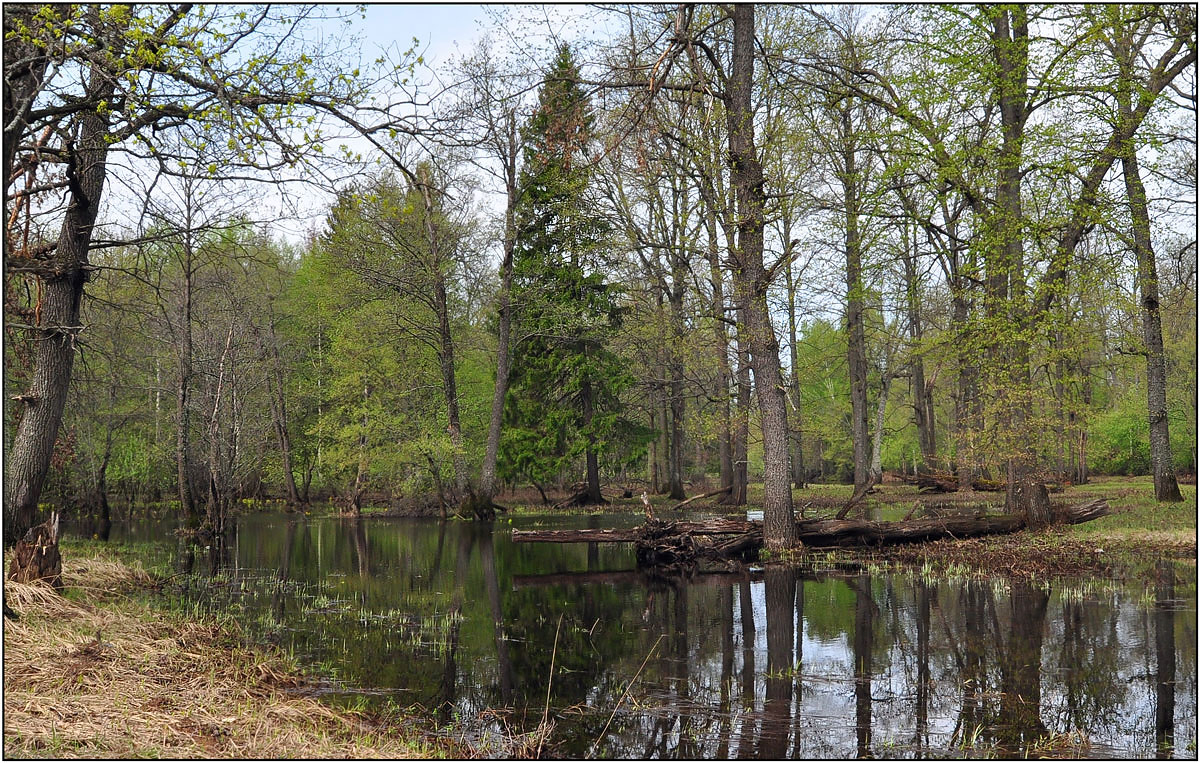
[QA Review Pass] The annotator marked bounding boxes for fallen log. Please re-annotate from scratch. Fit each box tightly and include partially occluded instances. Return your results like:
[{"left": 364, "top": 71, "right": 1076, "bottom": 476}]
[
  {"left": 510, "top": 500, "right": 1112, "bottom": 564},
  {"left": 669, "top": 485, "right": 732, "bottom": 511},
  {"left": 513, "top": 519, "right": 758, "bottom": 544}
]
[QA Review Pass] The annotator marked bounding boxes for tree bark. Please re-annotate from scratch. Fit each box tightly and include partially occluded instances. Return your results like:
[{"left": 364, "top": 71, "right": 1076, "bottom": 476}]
[
  {"left": 477, "top": 112, "right": 520, "bottom": 510},
  {"left": 1121, "top": 102, "right": 1183, "bottom": 503},
  {"left": 988, "top": 7, "right": 1045, "bottom": 525},
  {"left": 903, "top": 226, "right": 936, "bottom": 468},
  {"left": 729, "top": 311, "right": 751, "bottom": 506},
  {"left": 5, "top": 36, "right": 114, "bottom": 542},
  {"left": 701, "top": 157, "right": 735, "bottom": 498},
  {"left": 839, "top": 101, "right": 871, "bottom": 494},
  {"left": 869, "top": 363, "right": 892, "bottom": 482},
  {"left": 784, "top": 227, "right": 806, "bottom": 488},
  {"left": 581, "top": 378, "right": 604, "bottom": 504},
  {"left": 725, "top": 3, "right": 795, "bottom": 548}
]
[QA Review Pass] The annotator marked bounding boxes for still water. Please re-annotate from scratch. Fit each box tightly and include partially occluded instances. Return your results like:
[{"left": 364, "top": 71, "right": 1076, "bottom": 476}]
[{"left": 85, "top": 513, "right": 1196, "bottom": 758}]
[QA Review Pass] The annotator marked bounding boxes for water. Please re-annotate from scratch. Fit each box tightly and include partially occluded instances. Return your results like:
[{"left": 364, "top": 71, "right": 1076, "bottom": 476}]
[{"left": 77, "top": 512, "right": 1196, "bottom": 758}]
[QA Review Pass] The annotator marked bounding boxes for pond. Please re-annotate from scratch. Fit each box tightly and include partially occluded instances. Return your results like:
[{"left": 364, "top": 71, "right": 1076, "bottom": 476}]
[{"left": 76, "top": 512, "right": 1196, "bottom": 759}]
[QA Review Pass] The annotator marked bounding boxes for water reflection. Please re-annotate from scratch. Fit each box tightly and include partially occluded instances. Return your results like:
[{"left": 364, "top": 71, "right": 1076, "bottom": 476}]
[{"left": 87, "top": 515, "right": 1196, "bottom": 759}]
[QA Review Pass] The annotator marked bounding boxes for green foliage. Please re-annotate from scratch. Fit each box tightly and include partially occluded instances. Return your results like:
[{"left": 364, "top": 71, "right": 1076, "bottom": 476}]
[{"left": 502, "top": 45, "right": 651, "bottom": 488}]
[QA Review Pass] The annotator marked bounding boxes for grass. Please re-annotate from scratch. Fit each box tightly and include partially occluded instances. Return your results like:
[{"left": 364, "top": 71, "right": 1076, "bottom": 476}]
[{"left": 3, "top": 550, "right": 444, "bottom": 759}]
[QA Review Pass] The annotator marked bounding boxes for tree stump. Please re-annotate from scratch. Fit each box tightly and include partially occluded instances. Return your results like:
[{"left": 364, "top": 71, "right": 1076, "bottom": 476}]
[{"left": 8, "top": 511, "right": 63, "bottom": 591}]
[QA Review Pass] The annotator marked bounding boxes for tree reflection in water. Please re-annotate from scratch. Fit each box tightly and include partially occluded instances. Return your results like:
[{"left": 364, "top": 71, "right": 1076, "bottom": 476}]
[{"left": 121, "top": 516, "right": 1195, "bottom": 759}]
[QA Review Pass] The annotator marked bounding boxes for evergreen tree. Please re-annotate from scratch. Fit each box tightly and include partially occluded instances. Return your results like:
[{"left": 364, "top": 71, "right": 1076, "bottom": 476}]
[{"left": 502, "top": 45, "right": 643, "bottom": 505}]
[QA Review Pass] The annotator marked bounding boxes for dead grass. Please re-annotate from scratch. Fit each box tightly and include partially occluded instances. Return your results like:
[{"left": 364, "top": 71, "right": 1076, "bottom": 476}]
[{"left": 3, "top": 554, "right": 435, "bottom": 759}]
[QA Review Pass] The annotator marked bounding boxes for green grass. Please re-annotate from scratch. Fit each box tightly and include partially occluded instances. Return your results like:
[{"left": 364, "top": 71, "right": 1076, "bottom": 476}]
[{"left": 1058, "top": 475, "right": 1197, "bottom": 544}]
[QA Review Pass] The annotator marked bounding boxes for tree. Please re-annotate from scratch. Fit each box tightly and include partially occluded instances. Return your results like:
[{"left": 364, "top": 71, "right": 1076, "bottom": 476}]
[
  {"left": 1106, "top": 5, "right": 1189, "bottom": 502},
  {"left": 724, "top": 5, "right": 797, "bottom": 546},
  {"left": 504, "top": 44, "right": 640, "bottom": 505},
  {"left": 4, "top": 5, "right": 367, "bottom": 541}
]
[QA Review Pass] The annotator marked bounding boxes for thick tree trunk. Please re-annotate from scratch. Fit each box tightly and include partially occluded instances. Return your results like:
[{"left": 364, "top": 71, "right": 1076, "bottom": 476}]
[
  {"left": 726, "top": 4, "right": 795, "bottom": 548},
  {"left": 5, "top": 44, "right": 113, "bottom": 543},
  {"left": 1123, "top": 140, "right": 1183, "bottom": 502},
  {"left": 989, "top": 8, "right": 1045, "bottom": 525},
  {"left": 7, "top": 512, "right": 62, "bottom": 589}
]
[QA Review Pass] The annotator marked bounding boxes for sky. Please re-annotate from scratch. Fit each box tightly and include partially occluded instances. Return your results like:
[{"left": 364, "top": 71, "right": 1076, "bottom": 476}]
[{"left": 262, "top": 3, "right": 608, "bottom": 244}]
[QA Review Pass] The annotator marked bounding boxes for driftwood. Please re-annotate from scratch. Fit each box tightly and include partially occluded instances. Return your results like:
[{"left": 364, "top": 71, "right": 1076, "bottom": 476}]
[
  {"left": 511, "top": 499, "right": 1111, "bottom": 566},
  {"left": 8, "top": 511, "right": 63, "bottom": 590}
]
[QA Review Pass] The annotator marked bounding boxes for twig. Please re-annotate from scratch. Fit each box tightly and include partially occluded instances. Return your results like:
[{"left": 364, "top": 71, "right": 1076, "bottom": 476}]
[
  {"left": 536, "top": 613, "right": 563, "bottom": 758},
  {"left": 590, "top": 633, "right": 664, "bottom": 757}
]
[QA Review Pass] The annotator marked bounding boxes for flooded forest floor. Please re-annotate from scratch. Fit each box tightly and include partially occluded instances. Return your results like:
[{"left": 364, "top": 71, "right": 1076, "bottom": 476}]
[
  {"left": 1, "top": 551, "right": 476, "bottom": 758},
  {"left": 483, "top": 474, "right": 1195, "bottom": 580}
]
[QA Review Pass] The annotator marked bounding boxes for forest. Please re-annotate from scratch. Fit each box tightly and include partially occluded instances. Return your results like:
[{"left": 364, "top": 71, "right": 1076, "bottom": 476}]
[{"left": 4, "top": 4, "right": 1197, "bottom": 552}]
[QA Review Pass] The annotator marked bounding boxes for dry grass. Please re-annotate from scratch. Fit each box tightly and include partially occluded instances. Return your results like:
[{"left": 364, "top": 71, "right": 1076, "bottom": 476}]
[{"left": 3, "top": 555, "right": 434, "bottom": 759}]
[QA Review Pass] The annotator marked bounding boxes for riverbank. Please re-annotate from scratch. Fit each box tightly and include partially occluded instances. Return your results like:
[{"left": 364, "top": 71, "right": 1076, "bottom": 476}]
[{"left": 2, "top": 551, "right": 447, "bottom": 758}]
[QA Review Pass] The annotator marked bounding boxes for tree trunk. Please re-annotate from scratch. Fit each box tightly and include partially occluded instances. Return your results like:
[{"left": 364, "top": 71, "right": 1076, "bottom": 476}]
[
  {"left": 7, "top": 512, "right": 62, "bottom": 589},
  {"left": 702, "top": 158, "right": 735, "bottom": 498},
  {"left": 784, "top": 228, "right": 806, "bottom": 489},
  {"left": 477, "top": 119, "right": 520, "bottom": 510},
  {"left": 840, "top": 102, "right": 871, "bottom": 494},
  {"left": 725, "top": 3, "right": 795, "bottom": 548},
  {"left": 265, "top": 331, "right": 302, "bottom": 507},
  {"left": 581, "top": 378, "right": 604, "bottom": 504},
  {"left": 350, "top": 383, "right": 371, "bottom": 515},
  {"left": 5, "top": 41, "right": 114, "bottom": 543},
  {"left": 728, "top": 314, "right": 751, "bottom": 507},
  {"left": 903, "top": 228, "right": 936, "bottom": 469},
  {"left": 1122, "top": 130, "right": 1183, "bottom": 502},
  {"left": 870, "top": 366, "right": 892, "bottom": 482},
  {"left": 434, "top": 273, "right": 470, "bottom": 502},
  {"left": 989, "top": 8, "right": 1043, "bottom": 524}
]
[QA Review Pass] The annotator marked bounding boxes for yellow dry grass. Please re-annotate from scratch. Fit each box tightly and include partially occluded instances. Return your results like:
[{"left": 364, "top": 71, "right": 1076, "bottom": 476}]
[{"left": 3, "top": 555, "right": 432, "bottom": 759}]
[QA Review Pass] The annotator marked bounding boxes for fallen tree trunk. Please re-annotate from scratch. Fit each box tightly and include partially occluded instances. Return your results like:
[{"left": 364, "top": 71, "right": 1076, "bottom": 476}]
[
  {"left": 511, "top": 500, "right": 1111, "bottom": 565},
  {"left": 669, "top": 485, "right": 732, "bottom": 511}
]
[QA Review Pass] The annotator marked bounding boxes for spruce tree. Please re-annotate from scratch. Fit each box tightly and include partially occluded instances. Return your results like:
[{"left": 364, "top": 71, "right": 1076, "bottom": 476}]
[{"left": 502, "top": 45, "right": 639, "bottom": 505}]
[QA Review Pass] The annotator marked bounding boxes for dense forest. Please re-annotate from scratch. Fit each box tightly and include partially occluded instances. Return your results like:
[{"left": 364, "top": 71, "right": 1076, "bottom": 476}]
[{"left": 4, "top": 5, "right": 1196, "bottom": 549}]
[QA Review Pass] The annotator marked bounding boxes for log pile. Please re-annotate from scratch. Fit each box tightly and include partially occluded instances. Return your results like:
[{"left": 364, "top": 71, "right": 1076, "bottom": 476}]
[{"left": 511, "top": 499, "right": 1111, "bottom": 567}]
